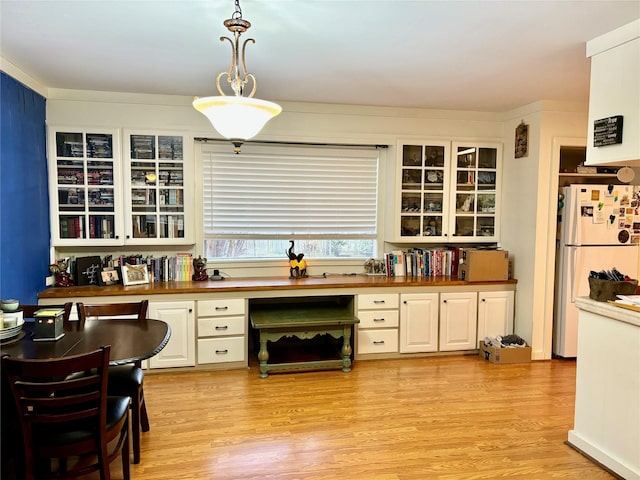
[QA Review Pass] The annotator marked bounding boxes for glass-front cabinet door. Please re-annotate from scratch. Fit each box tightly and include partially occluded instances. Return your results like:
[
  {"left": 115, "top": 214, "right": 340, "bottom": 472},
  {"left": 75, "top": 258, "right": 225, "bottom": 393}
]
[
  {"left": 449, "top": 142, "right": 501, "bottom": 241},
  {"left": 48, "top": 128, "right": 123, "bottom": 246},
  {"left": 394, "top": 139, "right": 501, "bottom": 243},
  {"left": 123, "top": 131, "right": 193, "bottom": 244},
  {"left": 398, "top": 141, "right": 451, "bottom": 240}
]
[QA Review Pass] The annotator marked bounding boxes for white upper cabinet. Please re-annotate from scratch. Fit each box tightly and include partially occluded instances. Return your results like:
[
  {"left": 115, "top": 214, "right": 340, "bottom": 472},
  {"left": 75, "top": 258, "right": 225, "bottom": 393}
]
[
  {"left": 585, "top": 19, "right": 640, "bottom": 166},
  {"left": 123, "top": 130, "right": 195, "bottom": 245},
  {"left": 48, "top": 127, "right": 124, "bottom": 246},
  {"left": 392, "top": 139, "right": 502, "bottom": 243}
]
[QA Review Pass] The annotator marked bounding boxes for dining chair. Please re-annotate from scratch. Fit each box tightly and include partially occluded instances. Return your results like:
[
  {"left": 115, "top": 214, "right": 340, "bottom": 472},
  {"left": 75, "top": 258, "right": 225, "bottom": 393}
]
[
  {"left": 76, "top": 300, "right": 149, "bottom": 464},
  {"left": 1, "top": 346, "right": 130, "bottom": 480}
]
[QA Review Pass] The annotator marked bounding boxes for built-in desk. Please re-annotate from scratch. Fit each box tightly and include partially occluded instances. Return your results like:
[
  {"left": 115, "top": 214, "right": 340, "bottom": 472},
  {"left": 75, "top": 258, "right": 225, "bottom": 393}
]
[{"left": 38, "top": 276, "right": 517, "bottom": 370}]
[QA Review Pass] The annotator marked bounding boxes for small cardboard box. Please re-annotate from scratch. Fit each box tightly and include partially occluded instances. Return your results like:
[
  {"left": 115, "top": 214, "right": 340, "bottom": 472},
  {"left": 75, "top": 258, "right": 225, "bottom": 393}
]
[
  {"left": 479, "top": 341, "right": 531, "bottom": 364},
  {"left": 459, "top": 249, "right": 509, "bottom": 282}
]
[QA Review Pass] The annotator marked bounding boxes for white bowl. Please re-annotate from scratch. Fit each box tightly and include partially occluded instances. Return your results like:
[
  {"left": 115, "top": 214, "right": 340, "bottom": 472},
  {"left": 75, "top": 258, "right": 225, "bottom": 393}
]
[{"left": 1, "top": 299, "right": 19, "bottom": 312}]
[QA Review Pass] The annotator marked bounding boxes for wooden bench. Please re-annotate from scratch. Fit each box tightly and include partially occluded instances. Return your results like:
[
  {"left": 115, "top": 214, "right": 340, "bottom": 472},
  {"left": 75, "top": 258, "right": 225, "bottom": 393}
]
[{"left": 249, "top": 298, "right": 359, "bottom": 378}]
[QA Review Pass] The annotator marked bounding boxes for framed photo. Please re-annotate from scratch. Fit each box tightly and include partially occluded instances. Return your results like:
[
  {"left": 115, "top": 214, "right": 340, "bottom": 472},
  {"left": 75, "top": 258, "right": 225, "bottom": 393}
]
[
  {"left": 99, "top": 267, "right": 120, "bottom": 286},
  {"left": 121, "top": 264, "right": 150, "bottom": 286}
]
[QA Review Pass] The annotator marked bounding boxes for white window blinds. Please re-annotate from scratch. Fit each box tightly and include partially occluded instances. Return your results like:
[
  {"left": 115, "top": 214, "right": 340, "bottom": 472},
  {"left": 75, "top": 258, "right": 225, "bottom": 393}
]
[{"left": 201, "top": 143, "right": 379, "bottom": 237}]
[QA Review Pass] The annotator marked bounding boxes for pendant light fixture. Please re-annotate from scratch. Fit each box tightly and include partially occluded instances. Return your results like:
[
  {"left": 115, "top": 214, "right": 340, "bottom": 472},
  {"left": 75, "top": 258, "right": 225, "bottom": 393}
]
[{"left": 193, "top": 0, "right": 282, "bottom": 153}]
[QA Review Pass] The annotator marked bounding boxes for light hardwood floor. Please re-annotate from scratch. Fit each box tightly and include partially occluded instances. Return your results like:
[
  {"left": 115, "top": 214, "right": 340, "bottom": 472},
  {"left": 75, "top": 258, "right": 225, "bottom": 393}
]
[{"left": 113, "top": 355, "right": 616, "bottom": 480}]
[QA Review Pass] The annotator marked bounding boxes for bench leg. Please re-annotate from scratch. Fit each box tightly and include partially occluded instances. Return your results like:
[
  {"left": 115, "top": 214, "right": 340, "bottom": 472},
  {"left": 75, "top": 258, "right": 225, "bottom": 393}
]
[
  {"left": 258, "top": 334, "right": 269, "bottom": 378},
  {"left": 341, "top": 326, "right": 353, "bottom": 373}
]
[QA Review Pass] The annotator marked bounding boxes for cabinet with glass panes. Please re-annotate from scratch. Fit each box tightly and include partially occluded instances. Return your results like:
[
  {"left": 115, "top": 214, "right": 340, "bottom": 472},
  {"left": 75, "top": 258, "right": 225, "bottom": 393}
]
[
  {"left": 393, "top": 140, "right": 501, "bottom": 242},
  {"left": 448, "top": 142, "right": 501, "bottom": 241},
  {"left": 48, "top": 128, "right": 123, "bottom": 245},
  {"left": 123, "top": 131, "right": 193, "bottom": 244}
]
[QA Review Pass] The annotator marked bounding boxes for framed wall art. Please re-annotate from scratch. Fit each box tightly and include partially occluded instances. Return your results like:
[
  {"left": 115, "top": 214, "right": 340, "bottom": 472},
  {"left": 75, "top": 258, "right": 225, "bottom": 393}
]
[
  {"left": 515, "top": 121, "right": 529, "bottom": 158},
  {"left": 121, "top": 264, "right": 150, "bottom": 286}
]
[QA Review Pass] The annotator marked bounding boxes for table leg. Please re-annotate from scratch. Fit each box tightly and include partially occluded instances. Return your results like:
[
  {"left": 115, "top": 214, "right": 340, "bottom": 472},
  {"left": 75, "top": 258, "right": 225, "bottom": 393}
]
[
  {"left": 341, "top": 325, "right": 352, "bottom": 373},
  {"left": 258, "top": 333, "right": 269, "bottom": 378}
]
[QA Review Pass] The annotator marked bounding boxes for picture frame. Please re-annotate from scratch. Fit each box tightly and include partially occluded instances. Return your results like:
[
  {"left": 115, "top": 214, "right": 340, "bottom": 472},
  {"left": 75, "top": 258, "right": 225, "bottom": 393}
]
[
  {"left": 515, "top": 121, "right": 529, "bottom": 158},
  {"left": 99, "top": 267, "right": 120, "bottom": 286},
  {"left": 121, "top": 264, "right": 150, "bottom": 286},
  {"left": 75, "top": 256, "right": 102, "bottom": 286}
]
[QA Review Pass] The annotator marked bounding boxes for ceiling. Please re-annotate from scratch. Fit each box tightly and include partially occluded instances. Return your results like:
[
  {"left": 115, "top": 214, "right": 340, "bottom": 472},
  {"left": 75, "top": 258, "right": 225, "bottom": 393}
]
[{"left": 1, "top": 1, "right": 639, "bottom": 112}]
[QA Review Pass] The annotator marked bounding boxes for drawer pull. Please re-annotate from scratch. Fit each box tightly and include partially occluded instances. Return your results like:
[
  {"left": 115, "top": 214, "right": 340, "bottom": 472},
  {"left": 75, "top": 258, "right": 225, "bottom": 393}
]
[
  {"left": 215, "top": 306, "right": 229, "bottom": 311},
  {"left": 215, "top": 349, "right": 229, "bottom": 355},
  {"left": 373, "top": 318, "right": 385, "bottom": 322},
  {"left": 215, "top": 325, "right": 229, "bottom": 330},
  {"left": 373, "top": 300, "right": 386, "bottom": 304},
  {"left": 373, "top": 340, "right": 385, "bottom": 345}
]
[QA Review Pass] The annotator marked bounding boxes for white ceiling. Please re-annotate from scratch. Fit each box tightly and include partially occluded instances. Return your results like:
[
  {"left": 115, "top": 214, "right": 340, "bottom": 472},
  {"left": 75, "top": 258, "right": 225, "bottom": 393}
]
[{"left": 1, "top": 1, "right": 639, "bottom": 112}]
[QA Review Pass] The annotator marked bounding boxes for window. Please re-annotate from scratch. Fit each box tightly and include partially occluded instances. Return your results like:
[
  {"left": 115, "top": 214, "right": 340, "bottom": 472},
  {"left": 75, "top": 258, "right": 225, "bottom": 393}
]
[{"left": 201, "top": 143, "right": 380, "bottom": 259}]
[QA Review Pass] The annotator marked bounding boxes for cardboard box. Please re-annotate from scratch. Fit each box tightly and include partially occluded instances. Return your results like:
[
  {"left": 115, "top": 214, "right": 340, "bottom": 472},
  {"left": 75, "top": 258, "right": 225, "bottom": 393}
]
[
  {"left": 459, "top": 249, "right": 509, "bottom": 282},
  {"left": 479, "top": 341, "right": 531, "bottom": 364}
]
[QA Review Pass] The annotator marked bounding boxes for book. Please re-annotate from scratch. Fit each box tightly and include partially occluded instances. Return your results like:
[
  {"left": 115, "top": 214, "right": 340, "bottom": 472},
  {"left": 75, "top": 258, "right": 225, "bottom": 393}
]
[{"left": 33, "top": 308, "right": 65, "bottom": 317}]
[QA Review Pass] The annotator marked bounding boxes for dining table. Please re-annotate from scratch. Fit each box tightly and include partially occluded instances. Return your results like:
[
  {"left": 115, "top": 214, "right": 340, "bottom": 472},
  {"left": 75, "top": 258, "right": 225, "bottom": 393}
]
[{"left": 0, "top": 317, "right": 171, "bottom": 364}]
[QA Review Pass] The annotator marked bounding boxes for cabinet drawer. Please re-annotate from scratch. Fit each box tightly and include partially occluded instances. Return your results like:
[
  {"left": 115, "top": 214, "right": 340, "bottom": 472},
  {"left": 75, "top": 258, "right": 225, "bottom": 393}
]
[
  {"left": 198, "top": 298, "right": 245, "bottom": 317},
  {"left": 357, "top": 329, "right": 398, "bottom": 354},
  {"left": 357, "top": 310, "right": 399, "bottom": 329},
  {"left": 198, "top": 316, "right": 245, "bottom": 337},
  {"left": 358, "top": 294, "right": 399, "bottom": 310},
  {"left": 197, "top": 337, "right": 245, "bottom": 364}
]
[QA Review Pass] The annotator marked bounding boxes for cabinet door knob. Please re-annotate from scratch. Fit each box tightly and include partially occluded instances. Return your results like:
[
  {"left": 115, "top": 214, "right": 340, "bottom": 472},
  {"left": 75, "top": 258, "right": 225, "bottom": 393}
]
[{"left": 189, "top": 308, "right": 193, "bottom": 313}]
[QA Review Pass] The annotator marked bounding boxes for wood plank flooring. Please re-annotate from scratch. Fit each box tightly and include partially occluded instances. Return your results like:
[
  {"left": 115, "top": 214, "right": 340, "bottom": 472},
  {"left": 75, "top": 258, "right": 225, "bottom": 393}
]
[
  {"left": 11, "top": 356, "right": 617, "bottom": 479},
  {"left": 121, "top": 356, "right": 615, "bottom": 480}
]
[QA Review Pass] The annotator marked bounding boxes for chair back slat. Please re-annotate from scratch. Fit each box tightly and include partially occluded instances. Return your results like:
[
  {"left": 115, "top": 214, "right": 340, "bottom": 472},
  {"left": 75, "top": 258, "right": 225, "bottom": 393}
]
[{"left": 76, "top": 300, "right": 148, "bottom": 325}]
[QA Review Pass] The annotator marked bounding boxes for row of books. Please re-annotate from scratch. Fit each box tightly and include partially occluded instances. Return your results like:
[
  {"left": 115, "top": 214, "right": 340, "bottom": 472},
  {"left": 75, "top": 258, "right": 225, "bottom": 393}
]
[
  {"left": 110, "top": 253, "right": 194, "bottom": 282},
  {"left": 384, "top": 247, "right": 461, "bottom": 278}
]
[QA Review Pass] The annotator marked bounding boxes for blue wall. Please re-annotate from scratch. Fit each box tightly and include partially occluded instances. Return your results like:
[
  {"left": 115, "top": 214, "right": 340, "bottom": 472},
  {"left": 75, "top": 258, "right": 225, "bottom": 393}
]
[{"left": 0, "top": 72, "right": 50, "bottom": 303}]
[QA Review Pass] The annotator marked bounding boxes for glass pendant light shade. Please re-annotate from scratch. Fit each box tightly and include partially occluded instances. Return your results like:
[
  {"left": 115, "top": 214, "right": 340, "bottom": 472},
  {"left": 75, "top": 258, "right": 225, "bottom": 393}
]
[{"left": 193, "top": 95, "right": 282, "bottom": 141}]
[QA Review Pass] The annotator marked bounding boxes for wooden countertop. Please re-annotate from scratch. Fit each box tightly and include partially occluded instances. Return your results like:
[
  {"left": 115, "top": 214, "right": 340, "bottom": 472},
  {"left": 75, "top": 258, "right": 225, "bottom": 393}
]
[{"left": 39, "top": 275, "right": 517, "bottom": 299}]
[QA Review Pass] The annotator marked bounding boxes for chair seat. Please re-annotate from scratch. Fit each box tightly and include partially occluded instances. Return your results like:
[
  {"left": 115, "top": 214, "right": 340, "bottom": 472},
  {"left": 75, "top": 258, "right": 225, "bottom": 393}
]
[
  {"left": 107, "top": 365, "right": 144, "bottom": 392},
  {"left": 34, "top": 396, "right": 130, "bottom": 446}
]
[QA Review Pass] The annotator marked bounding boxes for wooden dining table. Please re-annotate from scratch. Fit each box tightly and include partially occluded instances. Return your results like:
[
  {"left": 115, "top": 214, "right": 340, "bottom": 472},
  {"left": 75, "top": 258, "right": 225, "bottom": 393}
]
[{"left": 0, "top": 318, "right": 171, "bottom": 364}]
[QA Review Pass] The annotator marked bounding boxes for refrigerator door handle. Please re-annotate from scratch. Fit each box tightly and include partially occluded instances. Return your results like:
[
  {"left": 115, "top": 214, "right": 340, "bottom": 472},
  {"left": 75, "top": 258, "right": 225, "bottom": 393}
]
[
  {"left": 569, "top": 246, "right": 578, "bottom": 303},
  {"left": 569, "top": 187, "right": 580, "bottom": 245}
]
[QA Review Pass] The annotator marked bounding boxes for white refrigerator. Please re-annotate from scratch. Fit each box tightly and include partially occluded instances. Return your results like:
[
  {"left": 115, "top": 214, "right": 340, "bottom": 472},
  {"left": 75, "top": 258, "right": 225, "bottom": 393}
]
[{"left": 554, "top": 184, "right": 639, "bottom": 358}]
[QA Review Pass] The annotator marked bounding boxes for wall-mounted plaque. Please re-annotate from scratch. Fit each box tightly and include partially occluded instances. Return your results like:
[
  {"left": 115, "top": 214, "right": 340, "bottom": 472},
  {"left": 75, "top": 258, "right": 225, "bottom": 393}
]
[{"left": 593, "top": 115, "right": 623, "bottom": 147}]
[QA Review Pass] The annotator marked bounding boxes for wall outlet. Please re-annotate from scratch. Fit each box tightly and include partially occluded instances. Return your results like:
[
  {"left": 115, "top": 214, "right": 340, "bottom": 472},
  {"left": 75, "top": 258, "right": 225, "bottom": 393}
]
[{"left": 45, "top": 275, "right": 54, "bottom": 287}]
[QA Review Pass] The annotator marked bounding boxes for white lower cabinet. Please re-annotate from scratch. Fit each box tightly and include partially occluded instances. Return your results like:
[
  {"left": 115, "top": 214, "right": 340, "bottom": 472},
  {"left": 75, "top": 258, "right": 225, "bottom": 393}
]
[
  {"left": 400, "top": 293, "right": 439, "bottom": 353},
  {"left": 148, "top": 301, "right": 196, "bottom": 368},
  {"left": 197, "top": 298, "right": 246, "bottom": 365},
  {"left": 356, "top": 293, "right": 399, "bottom": 354},
  {"left": 439, "top": 292, "right": 478, "bottom": 351},
  {"left": 477, "top": 291, "right": 515, "bottom": 347}
]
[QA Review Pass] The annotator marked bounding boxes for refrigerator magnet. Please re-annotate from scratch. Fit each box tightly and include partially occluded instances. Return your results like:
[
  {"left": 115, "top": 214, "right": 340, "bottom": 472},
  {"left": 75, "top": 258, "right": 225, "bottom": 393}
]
[{"left": 618, "top": 230, "right": 630, "bottom": 243}]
